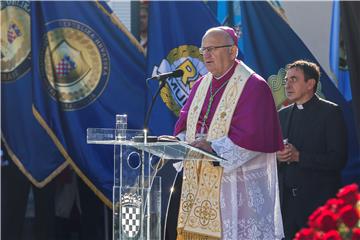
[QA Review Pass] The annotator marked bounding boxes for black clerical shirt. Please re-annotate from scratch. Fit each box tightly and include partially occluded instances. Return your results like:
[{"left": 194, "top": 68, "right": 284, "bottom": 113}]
[
  {"left": 284, "top": 96, "right": 317, "bottom": 188},
  {"left": 278, "top": 94, "right": 348, "bottom": 240},
  {"left": 278, "top": 94, "right": 347, "bottom": 200}
]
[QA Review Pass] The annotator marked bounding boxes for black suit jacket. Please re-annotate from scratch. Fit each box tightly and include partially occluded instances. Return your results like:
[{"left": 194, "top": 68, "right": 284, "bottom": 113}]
[{"left": 278, "top": 96, "right": 347, "bottom": 217}]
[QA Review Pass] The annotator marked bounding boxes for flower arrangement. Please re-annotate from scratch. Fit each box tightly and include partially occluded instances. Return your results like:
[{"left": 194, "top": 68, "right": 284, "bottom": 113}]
[{"left": 294, "top": 183, "right": 360, "bottom": 240}]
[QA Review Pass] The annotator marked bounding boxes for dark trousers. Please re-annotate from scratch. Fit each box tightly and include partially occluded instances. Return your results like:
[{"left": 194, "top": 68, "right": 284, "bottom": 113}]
[
  {"left": 281, "top": 187, "right": 307, "bottom": 240},
  {"left": 77, "top": 177, "right": 112, "bottom": 240},
  {"left": 2, "top": 161, "right": 30, "bottom": 240},
  {"left": 1, "top": 161, "right": 56, "bottom": 240}
]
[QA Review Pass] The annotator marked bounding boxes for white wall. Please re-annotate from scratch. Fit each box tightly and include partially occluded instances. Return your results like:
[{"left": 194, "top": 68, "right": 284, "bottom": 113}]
[
  {"left": 108, "top": 1, "right": 132, "bottom": 31},
  {"left": 281, "top": 1, "right": 334, "bottom": 80}
]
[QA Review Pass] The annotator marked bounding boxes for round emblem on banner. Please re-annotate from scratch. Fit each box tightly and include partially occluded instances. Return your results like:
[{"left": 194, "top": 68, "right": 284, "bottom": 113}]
[
  {"left": 0, "top": 1, "right": 31, "bottom": 82},
  {"left": 152, "top": 45, "right": 207, "bottom": 116},
  {"left": 40, "top": 20, "right": 110, "bottom": 111}
]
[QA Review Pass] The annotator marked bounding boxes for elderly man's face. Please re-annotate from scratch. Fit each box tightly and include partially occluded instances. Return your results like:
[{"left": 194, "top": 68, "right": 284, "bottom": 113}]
[{"left": 201, "top": 31, "right": 236, "bottom": 77}]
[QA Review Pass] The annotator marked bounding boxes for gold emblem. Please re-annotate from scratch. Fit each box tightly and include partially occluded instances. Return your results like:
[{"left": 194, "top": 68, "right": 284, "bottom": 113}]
[
  {"left": 1, "top": 2, "right": 31, "bottom": 82},
  {"left": 153, "top": 45, "right": 206, "bottom": 116},
  {"left": 40, "top": 20, "right": 109, "bottom": 110}
]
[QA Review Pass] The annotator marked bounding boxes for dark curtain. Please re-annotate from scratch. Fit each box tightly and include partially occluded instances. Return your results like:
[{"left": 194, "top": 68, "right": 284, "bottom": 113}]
[{"left": 341, "top": 1, "right": 360, "bottom": 150}]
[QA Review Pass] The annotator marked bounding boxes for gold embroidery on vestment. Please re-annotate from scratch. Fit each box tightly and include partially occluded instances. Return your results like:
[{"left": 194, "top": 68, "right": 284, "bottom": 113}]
[{"left": 177, "top": 63, "right": 253, "bottom": 239}]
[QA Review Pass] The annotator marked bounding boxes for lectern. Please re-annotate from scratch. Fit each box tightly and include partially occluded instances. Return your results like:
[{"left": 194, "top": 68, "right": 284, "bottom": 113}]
[{"left": 87, "top": 117, "right": 224, "bottom": 240}]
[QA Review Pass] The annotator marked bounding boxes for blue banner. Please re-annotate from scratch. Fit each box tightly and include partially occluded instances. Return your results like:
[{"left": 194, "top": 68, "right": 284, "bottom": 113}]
[
  {"left": 146, "top": 1, "right": 219, "bottom": 136},
  {"left": 30, "top": 1, "right": 147, "bottom": 205},
  {"left": 1, "top": 1, "right": 66, "bottom": 186},
  {"left": 216, "top": 1, "right": 244, "bottom": 55},
  {"left": 329, "top": 1, "right": 352, "bottom": 101},
  {"left": 240, "top": 1, "right": 360, "bottom": 183}
]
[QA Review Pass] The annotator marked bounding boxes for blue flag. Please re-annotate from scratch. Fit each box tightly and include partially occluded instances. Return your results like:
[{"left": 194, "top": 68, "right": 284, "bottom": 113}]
[
  {"left": 30, "top": 1, "right": 147, "bottom": 205},
  {"left": 329, "top": 1, "right": 352, "bottom": 101},
  {"left": 146, "top": 1, "right": 219, "bottom": 136},
  {"left": 216, "top": 1, "right": 244, "bottom": 54},
  {"left": 240, "top": 1, "right": 360, "bottom": 183},
  {"left": 217, "top": 1, "right": 230, "bottom": 25},
  {"left": 1, "top": 1, "right": 66, "bottom": 186}
]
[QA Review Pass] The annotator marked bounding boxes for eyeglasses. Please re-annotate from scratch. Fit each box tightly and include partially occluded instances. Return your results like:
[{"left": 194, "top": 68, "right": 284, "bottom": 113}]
[{"left": 199, "top": 45, "right": 233, "bottom": 55}]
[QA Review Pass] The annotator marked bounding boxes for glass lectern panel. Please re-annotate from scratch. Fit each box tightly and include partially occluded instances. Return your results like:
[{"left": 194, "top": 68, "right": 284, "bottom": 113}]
[
  {"left": 87, "top": 126, "right": 226, "bottom": 240},
  {"left": 87, "top": 128, "right": 225, "bottom": 162}
]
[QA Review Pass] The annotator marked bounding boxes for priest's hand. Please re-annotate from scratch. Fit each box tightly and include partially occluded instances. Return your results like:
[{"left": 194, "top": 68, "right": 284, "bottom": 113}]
[{"left": 276, "top": 143, "right": 299, "bottom": 163}]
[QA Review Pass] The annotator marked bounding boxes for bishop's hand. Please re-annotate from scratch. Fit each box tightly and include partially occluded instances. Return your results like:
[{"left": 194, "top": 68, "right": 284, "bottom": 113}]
[{"left": 190, "top": 138, "right": 214, "bottom": 153}]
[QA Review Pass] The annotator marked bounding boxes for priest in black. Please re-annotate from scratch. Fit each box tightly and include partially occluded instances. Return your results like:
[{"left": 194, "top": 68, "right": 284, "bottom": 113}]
[{"left": 277, "top": 60, "right": 348, "bottom": 239}]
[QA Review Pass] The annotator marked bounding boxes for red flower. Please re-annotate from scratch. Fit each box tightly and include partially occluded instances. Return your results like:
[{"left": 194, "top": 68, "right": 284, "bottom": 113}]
[
  {"left": 315, "top": 209, "right": 338, "bottom": 232},
  {"left": 322, "top": 230, "right": 342, "bottom": 240},
  {"left": 325, "top": 198, "right": 345, "bottom": 213},
  {"left": 295, "top": 184, "right": 360, "bottom": 240},
  {"left": 293, "top": 228, "right": 315, "bottom": 240},
  {"left": 339, "top": 204, "right": 359, "bottom": 228},
  {"left": 308, "top": 206, "right": 327, "bottom": 228},
  {"left": 352, "top": 228, "right": 360, "bottom": 240},
  {"left": 337, "top": 183, "right": 359, "bottom": 206}
]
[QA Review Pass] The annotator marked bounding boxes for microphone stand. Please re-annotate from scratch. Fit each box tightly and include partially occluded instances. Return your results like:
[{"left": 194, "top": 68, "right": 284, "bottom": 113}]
[
  {"left": 142, "top": 77, "right": 168, "bottom": 240},
  {"left": 144, "top": 77, "right": 168, "bottom": 131},
  {"left": 143, "top": 73, "right": 184, "bottom": 240}
]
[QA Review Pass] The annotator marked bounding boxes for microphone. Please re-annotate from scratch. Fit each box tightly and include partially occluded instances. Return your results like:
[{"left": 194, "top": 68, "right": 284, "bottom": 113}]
[
  {"left": 147, "top": 69, "right": 184, "bottom": 81},
  {"left": 144, "top": 69, "right": 183, "bottom": 129}
]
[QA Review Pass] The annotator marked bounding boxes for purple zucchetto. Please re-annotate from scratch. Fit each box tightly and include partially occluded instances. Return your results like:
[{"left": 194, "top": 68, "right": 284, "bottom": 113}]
[{"left": 217, "top": 26, "right": 238, "bottom": 48}]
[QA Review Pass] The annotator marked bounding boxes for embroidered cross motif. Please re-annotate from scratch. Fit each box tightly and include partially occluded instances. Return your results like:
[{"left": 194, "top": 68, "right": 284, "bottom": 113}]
[
  {"left": 182, "top": 193, "right": 195, "bottom": 212},
  {"left": 194, "top": 200, "right": 217, "bottom": 226}
]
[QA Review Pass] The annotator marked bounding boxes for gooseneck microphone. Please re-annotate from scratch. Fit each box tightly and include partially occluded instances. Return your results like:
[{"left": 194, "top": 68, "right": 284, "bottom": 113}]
[
  {"left": 146, "top": 69, "right": 184, "bottom": 81},
  {"left": 144, "top": 69, "right": 184, "bottom": 130}
]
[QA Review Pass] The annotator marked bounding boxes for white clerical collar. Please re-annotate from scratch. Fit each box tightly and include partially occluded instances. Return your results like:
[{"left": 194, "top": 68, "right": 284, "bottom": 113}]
[
  {"left": 214, "top": 63, "right": 235, "bottom": 80},
  {"left": 296, "top": 104, "right": 304, "bottom": 110},
  {"left": 296, "top": 95, "right": 317, "bottom": 110}
]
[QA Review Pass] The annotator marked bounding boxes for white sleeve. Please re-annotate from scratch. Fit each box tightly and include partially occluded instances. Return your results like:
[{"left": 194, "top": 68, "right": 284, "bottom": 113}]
[
  {"left": 211, "top": 136, "right": 261, "bottom": 173},
  {"left": 176, "top": 131, "right": 186, "bottom": 141}
]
